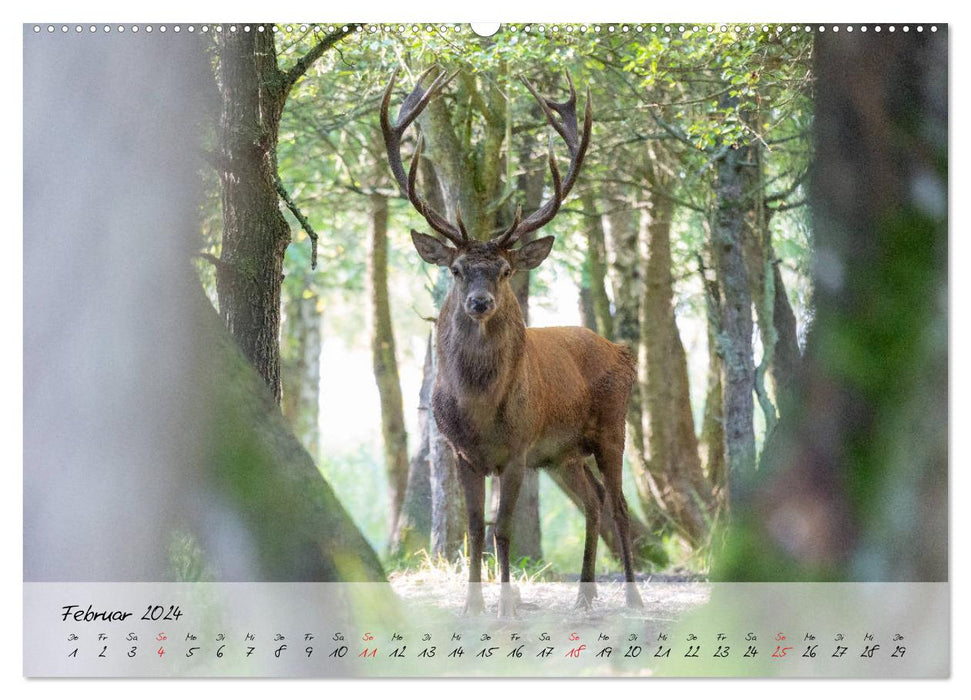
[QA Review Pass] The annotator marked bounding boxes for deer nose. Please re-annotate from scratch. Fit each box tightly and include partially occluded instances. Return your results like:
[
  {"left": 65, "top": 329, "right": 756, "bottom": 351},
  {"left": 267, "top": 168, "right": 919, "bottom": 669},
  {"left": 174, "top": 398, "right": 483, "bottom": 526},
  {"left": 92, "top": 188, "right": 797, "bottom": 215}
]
[{"left": 466, "top": 292, "right": 495, "bottom": 315}]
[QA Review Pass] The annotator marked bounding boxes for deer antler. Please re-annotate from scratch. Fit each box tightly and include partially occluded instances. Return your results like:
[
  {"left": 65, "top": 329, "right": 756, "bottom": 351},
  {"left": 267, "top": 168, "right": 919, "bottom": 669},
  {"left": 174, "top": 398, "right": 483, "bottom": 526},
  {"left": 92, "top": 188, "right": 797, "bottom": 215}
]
[
  {"left": 380, "top": 66, "right": 466, "bottom": 246},
  {"left": 493, "top": 72, "right": 593, "bottom": 248}
]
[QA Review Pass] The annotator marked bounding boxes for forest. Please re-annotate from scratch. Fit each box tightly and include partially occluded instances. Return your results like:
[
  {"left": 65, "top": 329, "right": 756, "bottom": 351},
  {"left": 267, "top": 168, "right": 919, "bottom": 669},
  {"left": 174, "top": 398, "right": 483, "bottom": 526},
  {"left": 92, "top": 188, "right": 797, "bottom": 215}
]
[
  {"left": 23, "top": 23, "right": 946, "bottom": 599},
  {"left": 192, "top": 22, "right": 947, "bottom": 589}
]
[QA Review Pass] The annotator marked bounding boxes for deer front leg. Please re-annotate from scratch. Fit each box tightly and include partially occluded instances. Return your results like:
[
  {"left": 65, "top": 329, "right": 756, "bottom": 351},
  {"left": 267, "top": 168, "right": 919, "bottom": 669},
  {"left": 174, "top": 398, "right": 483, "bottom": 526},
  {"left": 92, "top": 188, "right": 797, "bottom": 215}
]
[
  {"left": 494, "top": 459, "right": 525, "bottom": 619},
  {"left": 458, "top": 463, "right": 486, "bottom": 615}
]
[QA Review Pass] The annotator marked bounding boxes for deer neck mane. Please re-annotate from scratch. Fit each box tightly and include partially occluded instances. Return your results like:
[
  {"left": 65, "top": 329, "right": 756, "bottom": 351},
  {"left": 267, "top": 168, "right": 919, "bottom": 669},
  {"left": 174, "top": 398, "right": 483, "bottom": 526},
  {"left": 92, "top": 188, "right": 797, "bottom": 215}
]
[{"left": 437, "top": 287, "right": 526, "bottom": 395}]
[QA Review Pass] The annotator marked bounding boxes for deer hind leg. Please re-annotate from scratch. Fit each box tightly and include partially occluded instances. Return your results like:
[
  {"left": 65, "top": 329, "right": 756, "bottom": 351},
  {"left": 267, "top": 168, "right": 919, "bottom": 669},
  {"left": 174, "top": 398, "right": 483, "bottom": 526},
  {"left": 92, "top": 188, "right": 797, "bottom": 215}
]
[
  {"left": 559, "top": 459, "right": 605, "bottom": 609},
  {"left": 457, "top": 462, "right": 486, "bottom": 616},
  {"left": 494, "top": 460, "right": 525, "bottom": 619},
  {"left": 594, "top": 443, "right": 644, "bottom": 609}
]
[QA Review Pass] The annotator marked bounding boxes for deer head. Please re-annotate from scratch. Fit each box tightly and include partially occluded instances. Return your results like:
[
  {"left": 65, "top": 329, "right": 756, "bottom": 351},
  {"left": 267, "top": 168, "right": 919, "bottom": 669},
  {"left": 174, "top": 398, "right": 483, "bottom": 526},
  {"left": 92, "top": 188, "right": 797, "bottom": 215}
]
[{"left": 381, "top": 67, "right": 592, "bottom": 322}]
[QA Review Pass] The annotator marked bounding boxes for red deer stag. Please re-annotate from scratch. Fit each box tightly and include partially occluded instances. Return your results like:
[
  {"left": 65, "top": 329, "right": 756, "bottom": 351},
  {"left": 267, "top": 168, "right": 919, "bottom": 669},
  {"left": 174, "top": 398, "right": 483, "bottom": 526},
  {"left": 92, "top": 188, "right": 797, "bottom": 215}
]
[{"left": 381, "top": 67, "right": 643, "bottom": 616}]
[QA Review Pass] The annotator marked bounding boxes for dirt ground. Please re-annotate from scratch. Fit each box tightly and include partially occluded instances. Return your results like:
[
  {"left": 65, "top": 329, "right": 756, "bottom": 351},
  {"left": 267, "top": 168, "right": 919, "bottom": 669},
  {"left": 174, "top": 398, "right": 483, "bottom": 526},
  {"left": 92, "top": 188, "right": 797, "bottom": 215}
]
[{"left": 390, "top": 570, "right": 711, "bottom": 632}]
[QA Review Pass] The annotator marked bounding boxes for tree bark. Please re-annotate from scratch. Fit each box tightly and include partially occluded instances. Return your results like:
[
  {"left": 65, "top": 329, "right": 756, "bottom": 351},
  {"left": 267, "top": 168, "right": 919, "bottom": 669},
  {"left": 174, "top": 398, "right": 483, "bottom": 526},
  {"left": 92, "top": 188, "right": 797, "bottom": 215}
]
[
  {"left": 642, "top": 193, "right": 714, "bottom": 544},
  {"left": 213, "top": 30, "right": 291, "bottom": 403},
  {"left": 768, "top": 260, "right": 802, "bottom": 404},
  {"left": 711, "top": 142, "right": 758, "bottom": 508},
  {"left": 368, "top": 192, "right": 410, "bottom": 532},
  {"left": 601, "top": 189, "right": 653, "bottom": 521},
  {"left": 580, "top": 190, "right": 614, "bottom": 341},
  {"left": 578, "top": 283, "right": 598, "bottom": 332},
  {"left": 212, "top": 27, "right": 353, "bottom": 404},
  {"left": 698, "top": 255, "right": 727, "bottom": 501},
  {"left": 281, "top": 284, "right": 322, "bottom": 462}
]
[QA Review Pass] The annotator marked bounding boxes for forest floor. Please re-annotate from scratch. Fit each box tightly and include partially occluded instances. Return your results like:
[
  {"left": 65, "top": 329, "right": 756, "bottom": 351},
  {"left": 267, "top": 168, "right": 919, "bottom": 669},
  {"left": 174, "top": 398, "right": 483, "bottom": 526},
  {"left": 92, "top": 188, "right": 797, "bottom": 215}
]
[{"left": 389, "top": 566, "right": 710, "bottom": 631}]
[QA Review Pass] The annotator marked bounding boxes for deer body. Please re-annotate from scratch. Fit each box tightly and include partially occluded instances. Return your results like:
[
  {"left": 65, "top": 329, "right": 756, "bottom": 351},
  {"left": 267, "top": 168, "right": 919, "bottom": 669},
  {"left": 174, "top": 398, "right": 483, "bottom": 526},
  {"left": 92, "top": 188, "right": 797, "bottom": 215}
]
[
  {"left": 434, "top": 312, "right": 635, "bottom": 477},
  {"left": 382, "top": 67, "right": 643, "bottom": 616}
]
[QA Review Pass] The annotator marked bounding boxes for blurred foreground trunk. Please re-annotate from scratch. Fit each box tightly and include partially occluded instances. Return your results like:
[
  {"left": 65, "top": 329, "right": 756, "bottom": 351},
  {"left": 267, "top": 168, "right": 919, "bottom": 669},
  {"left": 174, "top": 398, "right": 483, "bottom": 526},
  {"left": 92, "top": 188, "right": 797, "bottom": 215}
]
[
  {"left": 24, "top": 27, "right": 384, "bottom": 583},
  {"left": 715, "top": 28, "right": 947, "bottom": 582}
]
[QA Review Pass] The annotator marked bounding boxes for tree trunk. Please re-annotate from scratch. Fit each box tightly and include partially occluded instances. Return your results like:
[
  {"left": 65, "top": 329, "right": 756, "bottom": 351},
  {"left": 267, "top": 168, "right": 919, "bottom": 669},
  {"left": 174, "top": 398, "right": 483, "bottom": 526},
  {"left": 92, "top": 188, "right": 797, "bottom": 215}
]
[
  {"left": 580, "top": 190, "right": 614, "bottom": 341},
  {"left": 368, "top": 192, "right": 410, "bottom": 532},
  {"left": 601, "top": 190, "right": 653, "bottom": 521},
  {"left": 717, "top": 28, "right": 947, "bottom": 582},
  {"left": 698, "top": 256, "right": 727, "bottom": 501},
  {"left": 389, "top": 333, "right": 434, "bottom": 560},
  {"left": 578, "top": 282, "right": 598, "bottom": 332},
  {"left": 739, "top": 149, "right": 801, "bottom": 423},
  {"left": 23, "top": 28, "right": 384, "bottom": 582},
  {"left": 200, "top": 293, "right": 387, "bottom": 581},
  {"left": 642, "top": 193, "right": 714, "bottom": 544},
  {"left": 213, "top": 30, "right": 291, "bottom": 403},
  {"left": 412, "top": 82, "right": 493, "bottom": 558},
  {"left": 769, "top": 260, "right": 802, "bottom": 404},
  {"left": 281, "top": 284, "right": 322, "bottom": 462},
  {"left": 711, "top": 142, "right": 758, "bottom": 508}
]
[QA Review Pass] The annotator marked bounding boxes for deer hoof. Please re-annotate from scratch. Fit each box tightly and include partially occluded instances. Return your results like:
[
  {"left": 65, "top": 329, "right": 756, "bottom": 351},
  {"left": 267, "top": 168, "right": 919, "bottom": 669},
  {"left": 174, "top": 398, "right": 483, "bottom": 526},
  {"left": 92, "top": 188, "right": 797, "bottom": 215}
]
[
  {"left": 497, "top": 585, "right": 519, "bottom": 619},
  {"left": 463, "top": 599, "right": 485, "bottom": 616},
  {"left": 625, "top": 583, "right": 644, "bottom": 609},
  {"left": 574, "top": 582, "right": 597, "bottom": 610},
  {"left": 463, "top": 588, "right": 486, "bottom": 616}
]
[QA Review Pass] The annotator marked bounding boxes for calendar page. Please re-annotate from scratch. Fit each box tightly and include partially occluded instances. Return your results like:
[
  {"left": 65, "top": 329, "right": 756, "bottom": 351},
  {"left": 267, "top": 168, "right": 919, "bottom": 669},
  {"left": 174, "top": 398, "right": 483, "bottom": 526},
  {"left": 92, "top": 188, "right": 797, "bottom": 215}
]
[{"left": 22, "top": 21, "right": 948, "bottom": 679}]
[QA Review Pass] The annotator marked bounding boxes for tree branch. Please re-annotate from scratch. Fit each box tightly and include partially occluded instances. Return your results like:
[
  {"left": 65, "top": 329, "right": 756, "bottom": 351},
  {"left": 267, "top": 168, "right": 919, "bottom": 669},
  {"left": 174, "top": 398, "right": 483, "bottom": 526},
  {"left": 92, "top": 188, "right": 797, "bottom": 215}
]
[
  {"left": 769, "top": 197, "right": 809, "bottom": 213},
  {"left": 281, "top": 24, "right": 360, "bottom": 94},
  {"left": 274, "top": 174, "right": 320, "bottom": 270},
  {"left": 765, "top": 167, "right": 809, "bottom": 204},
  {"left": 194, "top": 252, "right": 234, "bottom": 276}
]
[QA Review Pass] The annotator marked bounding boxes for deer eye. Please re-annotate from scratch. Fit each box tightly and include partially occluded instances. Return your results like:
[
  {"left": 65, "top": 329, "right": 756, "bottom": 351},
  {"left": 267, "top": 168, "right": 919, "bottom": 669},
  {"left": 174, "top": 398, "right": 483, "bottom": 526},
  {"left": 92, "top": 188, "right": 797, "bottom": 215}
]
[
  {"left": 450, "top": 265, "right": 462, "bottom": 278},
  {"left": 501, "top": 267, "right": 511, "bottom": 278}
]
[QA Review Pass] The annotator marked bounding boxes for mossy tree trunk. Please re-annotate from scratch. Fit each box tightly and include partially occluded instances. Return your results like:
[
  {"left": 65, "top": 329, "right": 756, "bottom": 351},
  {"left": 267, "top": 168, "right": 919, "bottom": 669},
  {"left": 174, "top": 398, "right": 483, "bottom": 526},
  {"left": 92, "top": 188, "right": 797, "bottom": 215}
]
[{"left": 213, "top": 26, "right": 353, "bottom": 403}]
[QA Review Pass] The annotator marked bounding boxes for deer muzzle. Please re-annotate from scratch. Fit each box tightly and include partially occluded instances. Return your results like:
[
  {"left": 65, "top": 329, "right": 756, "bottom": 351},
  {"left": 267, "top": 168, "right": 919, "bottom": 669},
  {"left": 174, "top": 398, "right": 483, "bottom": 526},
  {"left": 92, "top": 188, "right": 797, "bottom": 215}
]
[{"left": 464, "top": 291, "right": 496, "bottom": 320}]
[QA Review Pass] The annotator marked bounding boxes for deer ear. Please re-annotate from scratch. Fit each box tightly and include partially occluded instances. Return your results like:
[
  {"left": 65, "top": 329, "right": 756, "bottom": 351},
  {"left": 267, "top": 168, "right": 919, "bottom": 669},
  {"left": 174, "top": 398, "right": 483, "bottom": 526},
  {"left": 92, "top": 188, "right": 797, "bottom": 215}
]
[
  {"left": 510, "top": 235, "right": 554, "bottom": 270},
  {"left": 411, "top": 230, "right": 456, "bottom": 266}
]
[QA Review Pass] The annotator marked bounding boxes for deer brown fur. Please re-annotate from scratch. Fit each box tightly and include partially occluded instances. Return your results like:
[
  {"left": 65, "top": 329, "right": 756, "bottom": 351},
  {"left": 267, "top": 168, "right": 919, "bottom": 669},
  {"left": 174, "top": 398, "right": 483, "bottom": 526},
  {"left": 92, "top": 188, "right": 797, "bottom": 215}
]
[{"left": 383, "top": 67, "right": 643, "bottom": 616}]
